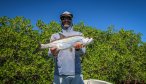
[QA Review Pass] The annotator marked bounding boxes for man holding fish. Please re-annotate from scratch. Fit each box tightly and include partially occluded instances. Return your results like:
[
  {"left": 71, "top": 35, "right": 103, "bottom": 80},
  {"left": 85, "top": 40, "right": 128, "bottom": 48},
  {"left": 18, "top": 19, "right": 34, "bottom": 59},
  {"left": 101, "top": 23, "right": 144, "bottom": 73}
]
[{"left": 47, "top": 11, "right": 92, "bottom": 84}]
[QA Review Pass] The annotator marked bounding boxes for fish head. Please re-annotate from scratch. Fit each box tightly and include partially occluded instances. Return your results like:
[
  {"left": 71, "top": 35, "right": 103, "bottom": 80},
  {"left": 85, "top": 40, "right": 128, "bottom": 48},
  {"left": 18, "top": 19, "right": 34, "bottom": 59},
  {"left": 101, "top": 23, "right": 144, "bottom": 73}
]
[{"left": 82, "top": 37, "right": 93, "bottom": 45}]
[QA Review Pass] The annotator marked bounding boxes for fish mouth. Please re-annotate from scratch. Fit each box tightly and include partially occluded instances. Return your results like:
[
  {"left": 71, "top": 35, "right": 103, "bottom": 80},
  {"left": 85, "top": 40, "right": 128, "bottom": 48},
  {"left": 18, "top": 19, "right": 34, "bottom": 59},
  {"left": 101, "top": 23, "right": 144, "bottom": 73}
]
[{"left": 82, "top": 38, "right": 93, "bottom": 45}]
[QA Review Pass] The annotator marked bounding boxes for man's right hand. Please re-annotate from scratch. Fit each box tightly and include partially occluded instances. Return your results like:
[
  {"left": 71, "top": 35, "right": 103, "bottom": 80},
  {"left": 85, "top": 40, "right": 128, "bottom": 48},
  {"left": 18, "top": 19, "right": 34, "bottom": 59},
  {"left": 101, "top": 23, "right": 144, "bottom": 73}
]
[{"left": 50, "top": 48, "right": 59, "bottom": 57}]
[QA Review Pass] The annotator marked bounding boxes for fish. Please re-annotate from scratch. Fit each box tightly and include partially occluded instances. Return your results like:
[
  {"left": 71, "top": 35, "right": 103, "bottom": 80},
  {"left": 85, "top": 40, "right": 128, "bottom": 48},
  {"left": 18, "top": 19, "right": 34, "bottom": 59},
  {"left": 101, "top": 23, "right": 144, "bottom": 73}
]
[{"left": 40, "top": 35, "right": 93, "bottom": 50}]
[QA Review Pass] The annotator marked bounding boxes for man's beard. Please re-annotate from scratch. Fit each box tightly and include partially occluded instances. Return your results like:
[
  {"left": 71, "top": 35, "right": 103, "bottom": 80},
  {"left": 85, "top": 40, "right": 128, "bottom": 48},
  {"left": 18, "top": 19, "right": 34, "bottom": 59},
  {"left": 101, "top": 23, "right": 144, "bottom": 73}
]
[
  {"left": 62, "top": 22, "right": 72, "bottom": 29},
  {"left": 63, "top": 24, "right": 70, "bottom": 28}
]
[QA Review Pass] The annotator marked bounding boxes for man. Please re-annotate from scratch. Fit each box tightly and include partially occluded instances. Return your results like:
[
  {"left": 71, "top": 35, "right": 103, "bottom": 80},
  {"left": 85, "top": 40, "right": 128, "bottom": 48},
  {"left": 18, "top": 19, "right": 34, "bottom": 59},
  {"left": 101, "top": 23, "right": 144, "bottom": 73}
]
[{"left": 48, "top": 11, "right": 85, "bottom": 84}]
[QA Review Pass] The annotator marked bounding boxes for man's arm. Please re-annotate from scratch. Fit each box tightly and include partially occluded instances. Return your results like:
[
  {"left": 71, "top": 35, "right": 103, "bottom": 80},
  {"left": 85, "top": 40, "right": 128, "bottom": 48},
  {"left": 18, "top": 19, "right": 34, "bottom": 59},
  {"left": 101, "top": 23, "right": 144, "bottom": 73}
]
[
  {"left": 74, "top": 30, "right": 86, "bottom": 56},
  {"left": 74, "top": 42, "right": 86, "bottom": 56},
  {"left": 48, "top": 34, "right": 60, "bottom": 57}
]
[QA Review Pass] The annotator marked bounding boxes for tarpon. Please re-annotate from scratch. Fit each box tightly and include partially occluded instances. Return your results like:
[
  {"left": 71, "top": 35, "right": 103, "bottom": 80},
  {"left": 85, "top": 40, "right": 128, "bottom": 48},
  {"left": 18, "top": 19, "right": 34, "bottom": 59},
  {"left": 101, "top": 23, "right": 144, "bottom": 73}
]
[{"left": 40, "top": 35, "right": 93, "bottom": 50}]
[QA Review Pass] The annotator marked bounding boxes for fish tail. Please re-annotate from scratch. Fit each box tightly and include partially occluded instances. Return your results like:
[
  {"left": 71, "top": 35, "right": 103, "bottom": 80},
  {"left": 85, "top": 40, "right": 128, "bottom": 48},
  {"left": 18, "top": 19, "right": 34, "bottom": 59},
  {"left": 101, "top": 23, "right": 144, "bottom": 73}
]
[{"left": 40, "top": 43, "right": 51, "bottom": 49}]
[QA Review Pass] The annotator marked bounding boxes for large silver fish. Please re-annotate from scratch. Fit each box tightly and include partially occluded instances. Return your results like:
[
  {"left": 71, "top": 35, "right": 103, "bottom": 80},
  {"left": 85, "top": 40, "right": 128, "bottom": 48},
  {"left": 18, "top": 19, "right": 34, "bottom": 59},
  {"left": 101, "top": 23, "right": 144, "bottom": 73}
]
[{"left": 40, "top": 35, "right": 93, "bottom": 50}]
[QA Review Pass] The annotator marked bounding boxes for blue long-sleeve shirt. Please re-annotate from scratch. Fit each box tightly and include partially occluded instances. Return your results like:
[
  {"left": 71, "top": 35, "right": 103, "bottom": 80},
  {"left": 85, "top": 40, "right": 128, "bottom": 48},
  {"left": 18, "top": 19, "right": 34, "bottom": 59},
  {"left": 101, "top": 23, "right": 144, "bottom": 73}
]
[{"left": 48, "top": 27, "right": 86, "bottom": 76}]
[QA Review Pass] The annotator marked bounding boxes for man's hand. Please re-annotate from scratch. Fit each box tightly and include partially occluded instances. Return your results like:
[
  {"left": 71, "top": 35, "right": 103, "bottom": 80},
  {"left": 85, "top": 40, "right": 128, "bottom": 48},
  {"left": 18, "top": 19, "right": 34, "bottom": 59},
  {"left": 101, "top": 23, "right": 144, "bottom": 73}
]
[
  {"left": 74, "top": 42, "right": 83, "bottom": 49},
  {"left": 50, "top": 47, "right": 59, "bottom": 57}
]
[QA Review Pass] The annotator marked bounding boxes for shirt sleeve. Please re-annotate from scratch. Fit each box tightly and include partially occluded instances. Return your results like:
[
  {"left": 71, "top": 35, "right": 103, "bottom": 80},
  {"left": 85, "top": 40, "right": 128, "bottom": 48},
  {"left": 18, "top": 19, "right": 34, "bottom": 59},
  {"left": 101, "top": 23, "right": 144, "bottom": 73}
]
[{"left": 75, "top": 47, "right": 86, "bottom": 56}]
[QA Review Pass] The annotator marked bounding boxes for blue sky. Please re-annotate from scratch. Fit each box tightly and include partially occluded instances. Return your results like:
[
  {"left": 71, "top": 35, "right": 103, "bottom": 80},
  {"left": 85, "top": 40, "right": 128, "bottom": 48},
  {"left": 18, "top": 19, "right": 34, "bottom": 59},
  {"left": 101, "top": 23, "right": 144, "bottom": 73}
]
[{"left": 0, "top": 0, "right": 146, "bottom": 42}]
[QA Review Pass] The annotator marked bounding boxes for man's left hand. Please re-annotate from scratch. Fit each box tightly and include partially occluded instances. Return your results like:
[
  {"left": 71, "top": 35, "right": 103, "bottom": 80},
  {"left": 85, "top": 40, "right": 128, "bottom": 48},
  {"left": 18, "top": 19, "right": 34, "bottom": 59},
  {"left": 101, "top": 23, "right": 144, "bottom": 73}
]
[{"left": 74, "top": 42, "right": 83, "bottom": 49}]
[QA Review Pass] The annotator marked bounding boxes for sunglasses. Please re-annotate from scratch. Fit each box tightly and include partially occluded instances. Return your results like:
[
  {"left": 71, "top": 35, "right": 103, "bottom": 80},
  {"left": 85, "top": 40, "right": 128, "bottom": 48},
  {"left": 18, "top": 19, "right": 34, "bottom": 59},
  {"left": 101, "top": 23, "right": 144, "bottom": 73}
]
[{"left": 61, "top": 16, "right": 72, "bottom": 20}]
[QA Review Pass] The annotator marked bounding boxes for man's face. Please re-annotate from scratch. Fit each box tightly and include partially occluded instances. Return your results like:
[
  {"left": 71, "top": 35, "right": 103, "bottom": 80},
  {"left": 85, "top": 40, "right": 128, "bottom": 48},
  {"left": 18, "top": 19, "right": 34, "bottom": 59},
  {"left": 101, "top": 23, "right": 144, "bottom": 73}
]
[{"left": 61, "top": 16, "right": 72, "bottom": 28}]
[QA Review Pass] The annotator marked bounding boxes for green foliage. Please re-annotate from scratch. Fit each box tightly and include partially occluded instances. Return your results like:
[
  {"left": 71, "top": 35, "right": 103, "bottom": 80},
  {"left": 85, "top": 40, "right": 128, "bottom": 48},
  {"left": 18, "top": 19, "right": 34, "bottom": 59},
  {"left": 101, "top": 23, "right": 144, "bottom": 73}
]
[
  {"left": 74, "top": 23, "right": 146, "bottom": 83},
  {"left": 0, "top": 16, "right": 146, "bottom": 83},
  {"left": 0, "top": 16, "right": 54, "bottom": 84}
]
